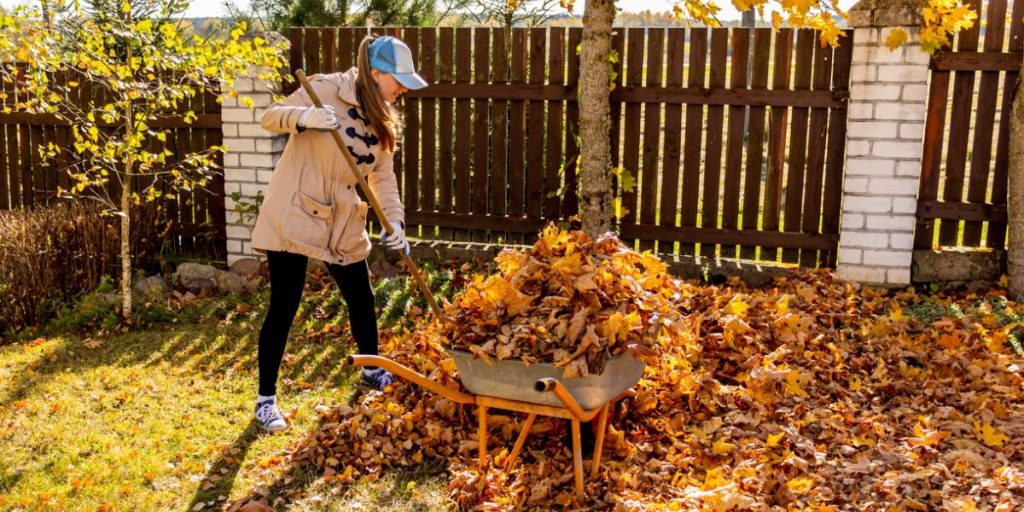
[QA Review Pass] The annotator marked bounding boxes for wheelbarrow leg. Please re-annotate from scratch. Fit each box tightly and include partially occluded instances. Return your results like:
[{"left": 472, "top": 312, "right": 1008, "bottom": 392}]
[
  {"left": 571, "top": 419, "right": 584, "bottom": 499},
  {"left": 477, "top": 405, "right": 488, "bottom": 468},
  {"left": 591, "top": 403, "right": 610, "bottom": 477},
  {"left": 505, "top": 413, "right": 537, "bottom": 471}
]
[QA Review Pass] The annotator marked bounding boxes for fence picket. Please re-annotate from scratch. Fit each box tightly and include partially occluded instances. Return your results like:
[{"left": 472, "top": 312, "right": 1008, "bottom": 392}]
[
  {"left": 437, "top": 27, "right": 455, "bottom": 241},
  {"left": 762, "top": 29, "right": 793, "bottom": 263},
  {"left": 821, "top": 33, "right": 853, "bottom": 267},
  {"left": 508, "top": 28, "right": 527, "bottom": 244},
  {"left": 721, "top": 28, "right": 750, "bottom": 259},
  {"left": 681, "top": 28, "right": 707, "bottom": 256},
  {"left": 799, "top": 39, "right": 832, "bottom": 267},
  {"left": 621, "top": 27, "right": 645, "bottom": 233},
  {"left": 700, "top": 28, "right": 728, "bottom": 259},
  {"left": 783, "top": 30, "right": 814, "bottom": 263},
  {"left": 660, "top": 28, "right": 685, "bottom": 253},
  {"left": 526, "top": 29, "right": 547, "bottom": 222},
  {"left": 420, "top": 28, "right": 437, "bottom": 239},
  {"left": 453, "top": 27, "right": 472, "bottom": 242},
  {"left": 472, "top": 28, "right": 490, "bottom": 242},
  {"left": 545, "top": 27, "right": 565, "bottom": 222},
  {"left": 563, "top": 27, "right": 582, "bottom": 218},
  {"left": 741, "top": 29, "right": 771, "bottom": 260}
]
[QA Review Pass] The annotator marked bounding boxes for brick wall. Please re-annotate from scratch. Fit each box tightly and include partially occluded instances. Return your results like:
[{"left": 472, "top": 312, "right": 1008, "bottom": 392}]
[
  {"left": 837, "top": 9, "right": 928, "bottom": 286},
  {"left": 220, "top": 72, "right": 287, "bottom": 265}
]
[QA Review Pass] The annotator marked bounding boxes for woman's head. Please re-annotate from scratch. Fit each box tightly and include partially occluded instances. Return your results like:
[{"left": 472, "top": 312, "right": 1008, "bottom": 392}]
[{"left": 355, "top": 35, "right": 428, "bottom": 153}]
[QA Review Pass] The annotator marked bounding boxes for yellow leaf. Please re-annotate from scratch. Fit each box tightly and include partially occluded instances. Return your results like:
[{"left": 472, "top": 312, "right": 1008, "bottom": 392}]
[
  {"left": 885, "top": 28, "right": 908, "bottom": 50},
  {"left": 712, "top": 441, "right": 735, "bottom": 455},
  {"left": 851, "top": 435, "right": 876, "bottom": 447},
  {"left": 725, "top": 295, "right": 749, "bottom": 318},
  {"left": 974, "top": 421, "right": 1009, "bottom": 447},
  {"left": 889, "top": 307, "right": 908, "bottom": 322},
  {"left": 766, "top": 432, "right": 785, "bottom": 448},
  {"left": 702, "top": 466, "right": 728, "bottom": 489},
  {"left": 784, "top": 370, "right": 807, "bottom": 396},
  {"left": 950, "top": 497, "right": 979, "bottom": 512},
  {"left": 775, "top": 295, "right": 790, "bottom": 315},
  {"left": 787, "top": 476, "right": 814, "bottom": 493}
]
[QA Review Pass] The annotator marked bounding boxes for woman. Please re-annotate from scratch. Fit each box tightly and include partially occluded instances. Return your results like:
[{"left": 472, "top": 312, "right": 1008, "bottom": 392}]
[{"left": 249, "top": 35, "right": 428, "bottom": 432}]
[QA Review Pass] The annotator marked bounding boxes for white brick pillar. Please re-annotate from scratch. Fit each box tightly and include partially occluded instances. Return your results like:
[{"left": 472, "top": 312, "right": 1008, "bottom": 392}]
[
  {"left": 221, "top": 67, "right": 287, "bottom": 265},
  {"left": 837, "top": 3, "right": 927, "bottom": 286}
]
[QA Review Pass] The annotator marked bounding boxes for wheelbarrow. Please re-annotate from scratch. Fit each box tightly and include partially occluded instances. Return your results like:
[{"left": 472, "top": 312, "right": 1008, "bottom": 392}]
[{"left": 347, "top": 349, "right": 645, "bottom": 499}]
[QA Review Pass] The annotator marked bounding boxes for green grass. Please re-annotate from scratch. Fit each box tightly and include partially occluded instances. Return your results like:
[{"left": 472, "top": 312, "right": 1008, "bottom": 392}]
[{"left": 0, "top": 265, "right": 462, "bottom": 511}]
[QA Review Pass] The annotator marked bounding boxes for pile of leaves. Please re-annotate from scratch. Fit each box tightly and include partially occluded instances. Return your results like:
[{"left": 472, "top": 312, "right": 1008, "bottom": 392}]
[
  {"left": 444, "top": 226, "right": 686, "bottom": 376},
  {"left": 239, "top": 228, "right": 1024, "bottom": 511}
]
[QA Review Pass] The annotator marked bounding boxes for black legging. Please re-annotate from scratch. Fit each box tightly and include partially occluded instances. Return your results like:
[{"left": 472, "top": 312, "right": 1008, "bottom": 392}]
[{"left": 257, "top": 250, "right": 378, "bottom": 396}]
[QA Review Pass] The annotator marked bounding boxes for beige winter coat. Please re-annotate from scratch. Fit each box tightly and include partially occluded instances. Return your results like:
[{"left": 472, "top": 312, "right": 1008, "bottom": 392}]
[{"left": 251, "top": 68, "right": 404, "bottom": 265}]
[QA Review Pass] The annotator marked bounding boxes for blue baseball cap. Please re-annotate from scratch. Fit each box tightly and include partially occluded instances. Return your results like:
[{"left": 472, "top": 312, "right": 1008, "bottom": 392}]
[{"left": 368, "top": 36, "right": 429, "bottom": 90}]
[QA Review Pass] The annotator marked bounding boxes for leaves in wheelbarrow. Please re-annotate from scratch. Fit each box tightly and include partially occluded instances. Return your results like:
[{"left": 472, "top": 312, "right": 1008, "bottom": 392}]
[{"left": 445, "top": 225, "right": 688, "bottom": 373}]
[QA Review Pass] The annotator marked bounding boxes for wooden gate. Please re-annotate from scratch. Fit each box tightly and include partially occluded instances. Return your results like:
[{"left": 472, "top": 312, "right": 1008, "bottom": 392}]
[
  {"left": 916, "top": 0, "right": 1023, "bottom": 251},
  {"left": 294, "top": 26, "right": 856, "bottom": 266}
]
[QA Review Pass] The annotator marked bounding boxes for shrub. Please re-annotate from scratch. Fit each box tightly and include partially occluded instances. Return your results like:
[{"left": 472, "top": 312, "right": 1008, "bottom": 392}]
[{"left": 0, "top": 202, "right": 166, "bottom": 336}]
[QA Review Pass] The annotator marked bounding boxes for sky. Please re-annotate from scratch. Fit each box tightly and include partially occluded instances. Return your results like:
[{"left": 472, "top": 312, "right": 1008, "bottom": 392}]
[{"left": 0, "top": 0, "right": 860, "bottom": 22}]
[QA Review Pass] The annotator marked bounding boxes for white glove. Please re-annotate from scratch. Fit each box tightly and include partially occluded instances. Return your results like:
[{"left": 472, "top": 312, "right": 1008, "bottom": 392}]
[
  {"left": 297, "top": 105, "right": 339, "bottom": 130},
  {"left": 381, "top": 221, "right": 410, "bottom": 257}
]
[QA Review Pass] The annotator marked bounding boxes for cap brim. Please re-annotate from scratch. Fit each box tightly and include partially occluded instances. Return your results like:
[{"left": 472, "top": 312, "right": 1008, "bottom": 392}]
[{"left": 393, "top": 72, "right": 429, "bottom": 90}]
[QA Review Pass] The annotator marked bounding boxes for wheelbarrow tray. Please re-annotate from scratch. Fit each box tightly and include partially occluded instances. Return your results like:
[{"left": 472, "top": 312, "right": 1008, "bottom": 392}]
[{"left": 449, "top": 349, "right": 645, "bottom": 410}]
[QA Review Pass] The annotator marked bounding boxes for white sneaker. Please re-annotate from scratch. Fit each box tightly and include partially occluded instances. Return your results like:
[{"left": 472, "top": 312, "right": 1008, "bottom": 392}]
[{"left": 255, "top": 398, "right": 287, "bottom": 432}]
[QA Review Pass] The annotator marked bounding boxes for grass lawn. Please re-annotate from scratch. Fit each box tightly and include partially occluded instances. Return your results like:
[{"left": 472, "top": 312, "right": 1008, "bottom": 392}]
[{"left": 0, "top": 267, "right": 461, "bottom": 512}]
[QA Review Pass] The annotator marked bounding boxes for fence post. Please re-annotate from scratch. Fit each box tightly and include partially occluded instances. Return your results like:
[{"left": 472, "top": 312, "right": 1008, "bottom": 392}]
[
  {"left": 221, "top": 62, "right": 288, "bottom": 266},
  {"left": 837, "top": 1, "right": 928, "bottom": 286}
]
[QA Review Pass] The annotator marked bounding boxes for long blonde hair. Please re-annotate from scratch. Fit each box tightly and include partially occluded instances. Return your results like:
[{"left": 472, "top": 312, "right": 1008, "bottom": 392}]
[{"left": 356, "top": 35, "right": 403, "bottom": 153}]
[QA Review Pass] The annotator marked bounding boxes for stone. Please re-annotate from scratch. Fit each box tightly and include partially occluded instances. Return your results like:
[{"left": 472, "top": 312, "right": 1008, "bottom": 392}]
[
  {"left": 238, "top": 502, "right": 274, "bottom": 512},
  {"left": 97, "top": 293, "right": 122, "bottom": 307},
  {"left": 230, "top": 258, "right": 263, "bottom": 278},
  {"left": 215, "top": 269, "right": 257, "bottom": 295},
  {"left": 176, "top": 263, "right": 219, "bottom": 294},
  {"left": 911, "top": 249, "right": 1004, "bottom": 283},
  {"left": 369, "top": 259, "right": 404, "bottom": 278},
  {"left": 848, "top": 0, "right": 924, "bottom": 28},
  {"left": 133, "top": 275, "right": 170, "bottom": 297}
]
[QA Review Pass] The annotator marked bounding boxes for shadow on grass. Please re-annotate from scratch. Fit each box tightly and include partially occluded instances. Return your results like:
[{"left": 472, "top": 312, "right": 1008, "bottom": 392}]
[
  {"left": 185, "top": 419, "right": 261, "bottom": 511},
  {"left": 0, "top": 308, "right": 356, "bottom": 410}
]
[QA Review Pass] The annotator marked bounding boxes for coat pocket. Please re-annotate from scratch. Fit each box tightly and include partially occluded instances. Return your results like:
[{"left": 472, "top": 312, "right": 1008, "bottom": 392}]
[
  {"left": 286, "top": 191, "right": 335, "bottom": 249},
  {"left": 334, "top": 200, "right": 370, "bottom": 255}
]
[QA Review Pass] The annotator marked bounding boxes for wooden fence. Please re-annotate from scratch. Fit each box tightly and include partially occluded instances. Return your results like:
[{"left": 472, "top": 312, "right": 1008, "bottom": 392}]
[
  {"left": 0, "top": 68, "right": 227, "bottom": 259},
  {"left": 916, "top": 0, "right": 1023, "bottom": 251},
  {"left": 287, "top": 26, "right": 854, "bottom": 267}
]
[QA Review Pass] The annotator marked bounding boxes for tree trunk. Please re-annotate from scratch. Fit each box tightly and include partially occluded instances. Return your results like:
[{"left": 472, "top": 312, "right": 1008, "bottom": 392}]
[
  {"left": 121, "top": 16, "right": 134, "bottom": 319},
  {"left": 121, "top": 163, "right": 133, "bottom": 319},
  {"left": 578, "top": 0, "right": 614, "bottom": 238},
  {"left": 1009, "top": 64, "right": 1024, "bottom": 297}
]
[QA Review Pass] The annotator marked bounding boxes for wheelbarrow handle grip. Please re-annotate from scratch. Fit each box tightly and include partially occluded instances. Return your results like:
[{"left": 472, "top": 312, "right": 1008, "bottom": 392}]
[{"left": 534, "top": 377, "right": 586, "bottom": 420}]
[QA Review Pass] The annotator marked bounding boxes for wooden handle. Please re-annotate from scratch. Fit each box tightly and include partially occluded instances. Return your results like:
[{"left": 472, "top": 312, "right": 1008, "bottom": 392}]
[{"left": 295, "top": 69, "right": 444, "bottom": 321}]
